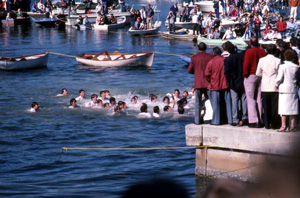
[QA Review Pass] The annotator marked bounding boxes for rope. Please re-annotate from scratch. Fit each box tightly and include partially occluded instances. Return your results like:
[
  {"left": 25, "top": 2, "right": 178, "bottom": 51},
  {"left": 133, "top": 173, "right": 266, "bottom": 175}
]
[
  {"left": 48, "top": 51, "right": 77, "bottom": 58},
  {"left": 62, "top": 146, "right": 206, "bottom": 151},
  {"left": 153, "top": 51, "right": 189, "bottom": 58}
]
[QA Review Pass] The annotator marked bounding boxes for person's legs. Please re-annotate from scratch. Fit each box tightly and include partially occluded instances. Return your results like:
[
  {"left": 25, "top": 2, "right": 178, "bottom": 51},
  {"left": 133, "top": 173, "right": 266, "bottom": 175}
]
[
  {"left": 244, "top": 75, "right": 259, "bottom": 124},
  {"left": 194, "top": 89, "right": 208, "bottom": 124},
  {"left": 262, "top": 92, "right": 271, "bottom": 128},
  {"left": 278, "top": 115, "right": 287, "bottom": 131},
  {"left": 224, "top": 89, "right": 233, "bottom": 124},
  {"left": 210, "top": 90, "right": 221, "bottom": 125},
  {"left": 230, "top": 89, "right": 239, "bottom": 124},
  {"left": 271, "top": 92, "right": 281, "bottom": 129}
]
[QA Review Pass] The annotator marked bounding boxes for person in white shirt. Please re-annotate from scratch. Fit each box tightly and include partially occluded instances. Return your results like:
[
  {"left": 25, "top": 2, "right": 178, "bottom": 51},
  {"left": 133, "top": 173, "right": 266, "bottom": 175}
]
[
  {"left": 57, "top": 88, "right": 68, "bottom": 97},
  {"left": 153, "top": 106, "right": 160, "bottom": 118},
  {"left": 138, "top": 103, "right": 152, "bottom": 118},
  {"left": 286, "top": 18, "right": 298, "bottom": 36},
  {"left": 95, "top": 2, "right": 103, "bottom": 14},
  {"left": 256, "top": 44, "right": 281, "bottom": 129},
  {"left": 222, "top": 26, "right": 236, "bottom": 40},
  {"left": 99, "top": 90, "right": 109, "bottom": 102},
  {"left": 37, "top": 0, "right": 45, "bottom": 12},
  {"left": 69, "top": 98, "right": 80, "bottom": 109},
  {"left": 264, "top": 29, "right": 274, "bottom": 40},
  {"left": 30, "top": 102, "right": 39, "bottom": 112},
  {"left": 76, "top": 89, "right": 85, "bottom": 101},
  {"left": 272, "top": 29, "right": 282, "bottom": 40},
  {"left": 85, "top": 94, "right": 98, "bottom": 107}
]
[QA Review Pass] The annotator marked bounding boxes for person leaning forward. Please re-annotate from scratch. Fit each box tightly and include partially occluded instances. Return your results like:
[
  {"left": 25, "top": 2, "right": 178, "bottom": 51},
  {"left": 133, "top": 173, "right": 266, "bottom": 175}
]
[{"left": 188, "top": 42, "right": 213, "bottom": 124}]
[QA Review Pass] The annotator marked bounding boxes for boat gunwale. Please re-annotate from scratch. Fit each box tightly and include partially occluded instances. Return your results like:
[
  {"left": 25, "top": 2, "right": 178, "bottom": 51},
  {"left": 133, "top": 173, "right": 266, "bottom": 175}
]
[
  {"left": 0, "top": 52, "right": 49, "bottom": 60},
  {"left": 76, "top": 52, "right": 153, "bottom": 62}
]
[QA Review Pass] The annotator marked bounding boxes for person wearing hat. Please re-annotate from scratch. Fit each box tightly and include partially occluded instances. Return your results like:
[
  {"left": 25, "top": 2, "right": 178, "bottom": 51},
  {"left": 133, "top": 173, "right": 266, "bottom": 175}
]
[{"left": 146, "top": 4, "right": 154, "bottom": 29}]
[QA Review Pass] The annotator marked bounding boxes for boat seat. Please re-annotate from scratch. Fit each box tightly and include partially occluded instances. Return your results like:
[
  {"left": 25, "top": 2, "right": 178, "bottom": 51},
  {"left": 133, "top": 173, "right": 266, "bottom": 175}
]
[
  {"left": 114, "top": 55, "right": 126, "bottom": 60},
  {"left": 128, "top": 55, "right": 137, "bottom": 59},
  {"left": 19, "top": 58, "right": 26, "bottom": 61}
]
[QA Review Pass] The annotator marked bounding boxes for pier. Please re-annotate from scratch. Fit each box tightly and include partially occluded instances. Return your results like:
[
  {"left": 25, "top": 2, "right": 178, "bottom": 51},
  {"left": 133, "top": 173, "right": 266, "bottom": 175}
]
[{"left": 185, "top": 124, "right": 300, "bottom": 181}]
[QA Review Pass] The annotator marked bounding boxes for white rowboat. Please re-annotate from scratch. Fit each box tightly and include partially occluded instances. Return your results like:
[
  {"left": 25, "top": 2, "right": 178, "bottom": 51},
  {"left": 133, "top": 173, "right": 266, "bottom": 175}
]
[
  {"left": 197, "top": 35, "right": 248, "bottom": 48},
  {"left": 76, "top": 51, "right": 154, "bottom": 67},
  {"left": 128, "top": 21, "right": 162, "bottom": 35},
  {"left": 0, "top": 52, "right": 49, "bottom": 70},
  {"left": 92, "top": 16, "right": 126, "bottom": 31}
]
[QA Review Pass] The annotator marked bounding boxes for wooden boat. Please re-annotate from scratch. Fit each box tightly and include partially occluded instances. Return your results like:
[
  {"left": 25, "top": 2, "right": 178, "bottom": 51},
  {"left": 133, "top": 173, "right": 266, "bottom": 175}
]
[
  {"left": 197, "top": 35, "right": 248, "bottom": 47},
  {"left": 33, "top": 18, "right": 58, "bottom": 27},
  {"left": 76, "top": 51, "right": 154, "bottom": 67},
  {"left": 0, "top": 52, "right": 49, "bottom": 70},
  {"left": 92, "top": 16, "right": 126, "bottom": 31},
  {"left": 128, "top": 21, "right": 161, "bottom": 35}
]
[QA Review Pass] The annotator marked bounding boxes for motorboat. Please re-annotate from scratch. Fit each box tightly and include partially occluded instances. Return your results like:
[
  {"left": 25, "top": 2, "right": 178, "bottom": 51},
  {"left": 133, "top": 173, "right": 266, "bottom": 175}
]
[{"left": 92, "top": 16, "right": 126, "bottom": 30}]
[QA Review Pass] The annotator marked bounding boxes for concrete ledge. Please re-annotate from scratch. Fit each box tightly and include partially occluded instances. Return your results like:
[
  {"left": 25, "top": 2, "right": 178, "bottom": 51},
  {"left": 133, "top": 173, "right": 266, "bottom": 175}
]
[{"left": 186, "top": 124, "right": 300, "bottom": 155}]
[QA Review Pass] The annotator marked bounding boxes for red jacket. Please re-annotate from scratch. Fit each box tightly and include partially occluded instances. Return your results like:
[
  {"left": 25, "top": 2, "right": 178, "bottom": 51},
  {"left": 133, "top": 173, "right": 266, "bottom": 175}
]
[
  {"left": 188, "top": 51, "right": 214, "bottom": 89},
  {"left": 276, "top": 21, "right": 287, "bottom": 32},
  {"left": 205, "top": 55, "right": 228, "bottom": 91},
  {"left": 243, "top": 47, "right": 266, "bottom": 77}
]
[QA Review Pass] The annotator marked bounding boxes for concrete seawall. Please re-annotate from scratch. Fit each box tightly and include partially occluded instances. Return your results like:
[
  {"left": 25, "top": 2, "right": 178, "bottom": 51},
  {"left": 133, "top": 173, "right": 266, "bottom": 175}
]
[{"left": 185, "top": 124, "right": 300, "bottom": 181}]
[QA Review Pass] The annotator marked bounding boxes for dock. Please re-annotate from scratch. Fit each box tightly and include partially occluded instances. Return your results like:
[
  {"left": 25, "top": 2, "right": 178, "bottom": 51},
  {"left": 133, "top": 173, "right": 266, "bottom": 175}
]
[{"left": 185, "top": 124, "right": 300, "bottom": 181}]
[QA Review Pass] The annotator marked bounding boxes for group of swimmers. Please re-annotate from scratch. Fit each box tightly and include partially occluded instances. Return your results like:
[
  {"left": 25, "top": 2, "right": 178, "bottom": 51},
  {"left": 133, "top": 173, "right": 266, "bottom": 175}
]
[{"left": 30, "top": 88, "right": 195, "bottom": 118}]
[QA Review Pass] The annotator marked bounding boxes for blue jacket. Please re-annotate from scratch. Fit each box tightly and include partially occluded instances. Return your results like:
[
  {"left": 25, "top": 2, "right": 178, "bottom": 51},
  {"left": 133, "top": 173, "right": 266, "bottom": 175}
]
[{"left": 146, "top": 8, "right": 154, "bottom": 17}]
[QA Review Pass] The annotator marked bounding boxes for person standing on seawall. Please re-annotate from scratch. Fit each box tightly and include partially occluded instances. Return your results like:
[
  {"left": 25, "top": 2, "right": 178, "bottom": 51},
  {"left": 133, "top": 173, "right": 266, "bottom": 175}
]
[
  {"left": 243, "top": 36, "right": 266, "bottom": 128},
  {"left": 276, "top": 49, "right": 299, "bottom": 132},
  {"left": 187, "top": 42, "right": 213, "bottom": 125},
  {"left": 289, "top": 0, "right": 300, "bottom": 20},
  {"left": 256, "top": 44, "right": 281, "bottom": 129}
]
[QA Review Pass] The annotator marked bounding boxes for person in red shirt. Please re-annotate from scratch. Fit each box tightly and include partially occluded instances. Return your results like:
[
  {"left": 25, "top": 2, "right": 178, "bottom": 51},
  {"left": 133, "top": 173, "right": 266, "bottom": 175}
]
[
  {"left": 243, "top": 36, "right": 267, "bottom": 128},
  {"left": 188, "top": 42, "right": 214, "bottom": 124},
  {"left": 276, "top": 16, "right": 287, "bottom": 38},
  {"left": 205, "top": 47, "right": 232, "bottom": 125}
]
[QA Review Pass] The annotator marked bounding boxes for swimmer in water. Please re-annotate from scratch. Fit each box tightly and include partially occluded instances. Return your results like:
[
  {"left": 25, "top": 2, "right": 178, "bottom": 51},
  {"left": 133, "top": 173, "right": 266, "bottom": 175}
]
[
  {"left": 76, "top": 89, "right": 85, "bottom": 101},
  {"left": 178, "top": 105, "right": 185, "bottom": 115},
  {"left": 114, "top": 105, "right": 121, "bottom": 113},
  {"left": 163, "top": 95, "right": 175, "bottom": 109},
  {"left": 172, "top": 89, "right": 181, "bottom": 102},
  {"left": 103, "top": 103, "right": 111, "bottom": 108},
  {"left": 163, "top": 105, "right": 173, "bottom": 112},
  {"left": 131, "top": 97, "right": 137, "bottom": 104},
  {"left": 182, "top": 91, "right": 189, "bottom": 99},
  {"left": 30, "top": 102, "right": 39, "bottom": 112},
  {"left": 138, "top": 103, "right": 151, "bottom": 118},
  {"left": 105, "top": 90, "right": 111, "bottom": 99},
  {"left": 109, "top": 97, "right": 116, "bottom": 106},
  {"left": 151, "top": 95, "right": 158, "bottom": 103},
  {"left": 100, "top": 90, "right": 109, "bottom": 102},
  {"left": 85, "top": 94, "right": 98, "bottom": 107},
  {"left": 69, "top": 98, "right": 80, "bottom": 108},
  {"left": 153, "top": 106, "right": 160, "bottom": 118},
  {"left": 96, "top": 99, "right": 103, "bottom": 108},
  {"left": 57, "top": 88, "right": 68, "bottom": 97}
]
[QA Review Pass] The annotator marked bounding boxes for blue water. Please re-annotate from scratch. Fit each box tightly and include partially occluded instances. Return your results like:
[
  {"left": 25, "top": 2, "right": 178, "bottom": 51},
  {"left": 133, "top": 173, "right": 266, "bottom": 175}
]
[{"left": 0, "top": 1, "right": 210, "bottom": 197}]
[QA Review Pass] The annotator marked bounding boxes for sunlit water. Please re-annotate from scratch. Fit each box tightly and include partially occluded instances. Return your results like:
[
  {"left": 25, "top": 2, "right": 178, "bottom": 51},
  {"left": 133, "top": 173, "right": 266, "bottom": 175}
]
[{"left": 0, "top": 1, "right": 212, "bottom": 197}]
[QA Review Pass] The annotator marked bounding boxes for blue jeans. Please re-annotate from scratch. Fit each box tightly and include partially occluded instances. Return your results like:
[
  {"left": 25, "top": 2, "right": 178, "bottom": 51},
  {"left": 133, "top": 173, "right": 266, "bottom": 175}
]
[
  {"left": 169, "top": 23, "right": 175, "bottom": 33},
  {"left": 194, "top": 88, "right": 208, "bottom": 124},
  {"left": 209, "top": 89, "right": 232, "bottom": 125},
  {"left": 230, "top": 88, "right": 247, "bottom": 124}
]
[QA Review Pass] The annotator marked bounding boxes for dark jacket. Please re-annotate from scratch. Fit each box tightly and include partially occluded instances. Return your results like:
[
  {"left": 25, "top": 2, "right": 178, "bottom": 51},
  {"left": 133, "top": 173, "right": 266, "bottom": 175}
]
[
  {"left": 224, "top": 51, "right": 245, "bottom": 89},
  {"left": 188, "top": 51, "right": 214, "bottom": 89}
]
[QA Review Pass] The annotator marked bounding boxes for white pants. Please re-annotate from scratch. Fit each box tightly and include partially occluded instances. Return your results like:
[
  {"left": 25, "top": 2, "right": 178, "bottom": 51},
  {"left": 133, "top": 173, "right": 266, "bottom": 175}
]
[{"left": 290, "top": 6, "right": 298, "bottom": 20}]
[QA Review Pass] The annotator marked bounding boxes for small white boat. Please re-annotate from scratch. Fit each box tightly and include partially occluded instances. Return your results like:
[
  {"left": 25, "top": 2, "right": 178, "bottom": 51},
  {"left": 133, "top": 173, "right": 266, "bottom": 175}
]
[
  {"left": 33, "top": 18, "right": 58, "bottom": 27},
  {"left": 128, "top": 21, "right": 162, "bottom": 35},
  {"left": 76, "top": 51, "right": 154, "bottom": 67},
  {"left": 159, "top": 29, "right": 198, "bottom": 41},
  {"left": 0, "top": 52, "right": 49, "bottom": 70},
  {"left": 74, "top": 23, "right": 92, "bottom": 30},
  {"left": 259, "top": 38, "right": 291, "bottom": 45},
  {"left": 192, "top": 1, "right": 223, "bottom": 15},
  {"left": 92, "top": 16, "right": 126, "bottom": 31},
  {"left": 197, "top": 35, "right": 248, "bottom": 48},
  {"left": 165, "top": 18, "right": 194, "bottom": 30}
]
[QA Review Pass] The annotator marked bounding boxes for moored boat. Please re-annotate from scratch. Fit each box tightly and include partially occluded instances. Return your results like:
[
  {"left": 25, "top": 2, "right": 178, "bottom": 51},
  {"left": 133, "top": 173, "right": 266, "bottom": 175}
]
[
  {"left": 92, "top": 16, "right": 126, "bottom": 31},
  {"left": 128, "top": 21, "right": 161, "bottom": 35},
  {"left": 165, "top": 19, "right": 194, "bottom": 30},
  {"left": 197, "top": 35, "right": 248, "bottom": 48},
  {"left": 0, "top": 52, "right": 49, "bottom": 70},
  {"left": 33, "top": 18, "right": 58, "bottom": 27},
  {"left": 159, "top": 29, "right": 197, "bottom": 41},
  {"left": 76, "top": 51, "right": 154, "bottom": 67}
]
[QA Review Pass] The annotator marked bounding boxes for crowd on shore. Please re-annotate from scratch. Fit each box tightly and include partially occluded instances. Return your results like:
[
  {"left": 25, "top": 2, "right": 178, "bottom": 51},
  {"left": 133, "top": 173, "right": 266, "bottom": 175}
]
[
  {"left": 166, "top": 0, "right": 300, "bottom": 39},
  {"left": 30, "top": 88, "right": 197, "bottom": 119},
  {"left": 188, "top": 36, "right": 300, "bottom": 132}
]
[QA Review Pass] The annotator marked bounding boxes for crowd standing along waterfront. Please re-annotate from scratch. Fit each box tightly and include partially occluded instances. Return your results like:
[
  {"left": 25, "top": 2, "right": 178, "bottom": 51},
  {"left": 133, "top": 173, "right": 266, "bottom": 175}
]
[{"left": 1, "top": 0, "right": 300, "bottom": 197}]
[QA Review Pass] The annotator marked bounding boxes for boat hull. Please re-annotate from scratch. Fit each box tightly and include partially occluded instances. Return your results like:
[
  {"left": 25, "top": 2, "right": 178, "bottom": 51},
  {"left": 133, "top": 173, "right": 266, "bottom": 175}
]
[
  {"left": 159, "top": 31, "right": 197, "bottom": 41},
  {"left": 128, "top": 21, "right": 161, "bottom": 35},
  {"left": 34, "top": 18, "right": 57, "bottom": 27},
  {"left": 0, "top": 53, "right": 49, "bottom": 70},
  {"left": 76, "top": 52, "right": 154, "bottom": 67},
  {"left": 197, "top": 36, "right": 248, "bottom": 48},
  {"left": 93, "top": 17, "right": 126, "bottom": 31}
]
